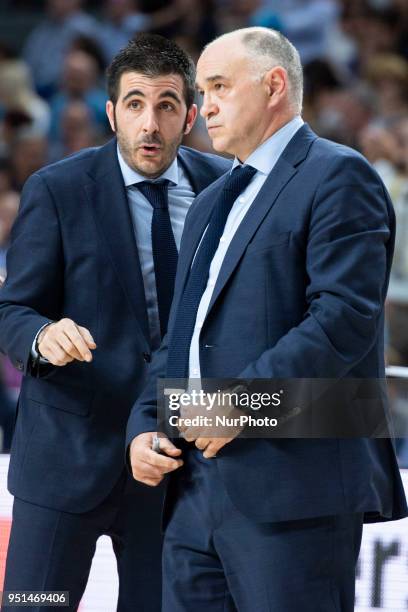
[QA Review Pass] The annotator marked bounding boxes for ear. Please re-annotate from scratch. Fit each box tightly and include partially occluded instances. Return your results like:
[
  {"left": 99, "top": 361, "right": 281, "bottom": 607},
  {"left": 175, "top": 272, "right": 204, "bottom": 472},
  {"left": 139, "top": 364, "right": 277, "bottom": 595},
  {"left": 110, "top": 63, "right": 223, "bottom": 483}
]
[
  {"left": 264, "top": 66, "right": 287, "bottom": 107},
  {"left": 106, "top": 100, "right": 116, "bottom": 133},
  {"left": 184, "top": 104, "right": 198, "bottom": 135}
]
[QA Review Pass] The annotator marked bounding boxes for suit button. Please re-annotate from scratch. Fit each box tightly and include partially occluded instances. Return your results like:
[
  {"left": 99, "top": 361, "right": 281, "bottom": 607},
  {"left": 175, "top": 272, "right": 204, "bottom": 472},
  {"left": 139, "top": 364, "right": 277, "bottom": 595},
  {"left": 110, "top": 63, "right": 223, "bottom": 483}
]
[
  {"left": 16, "top": 360, "right": 23, "bottom": 371},
  {"left": 143, "top": 352, "right": 151, "bottom": 363}
]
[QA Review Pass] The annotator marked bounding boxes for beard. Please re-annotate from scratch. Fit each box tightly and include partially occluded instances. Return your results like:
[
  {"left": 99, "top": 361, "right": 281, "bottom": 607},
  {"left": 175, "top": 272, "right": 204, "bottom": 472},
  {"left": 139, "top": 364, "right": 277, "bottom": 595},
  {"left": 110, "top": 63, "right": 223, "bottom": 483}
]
[{"left": 113, "top": 111, "right": 187, "bottom": 179}]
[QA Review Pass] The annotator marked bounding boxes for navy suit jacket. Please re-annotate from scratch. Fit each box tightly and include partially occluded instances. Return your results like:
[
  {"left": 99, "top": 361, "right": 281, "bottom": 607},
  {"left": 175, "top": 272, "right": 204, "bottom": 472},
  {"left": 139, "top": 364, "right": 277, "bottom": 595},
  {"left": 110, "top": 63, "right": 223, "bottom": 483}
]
[
  {"left": 0, "top": 137, "right": 230, "bottom": 513},
  {"left": 126, "top": 124, "right": 408, "bottom": 524}
]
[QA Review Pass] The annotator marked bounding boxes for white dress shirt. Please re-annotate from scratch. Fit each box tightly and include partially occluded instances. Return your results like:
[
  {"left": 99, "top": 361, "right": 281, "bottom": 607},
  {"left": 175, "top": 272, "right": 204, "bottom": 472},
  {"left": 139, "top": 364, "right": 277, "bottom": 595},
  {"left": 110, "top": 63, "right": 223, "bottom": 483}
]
[{"left": 188, "top": 115, "right": 304, "bottom": 379}]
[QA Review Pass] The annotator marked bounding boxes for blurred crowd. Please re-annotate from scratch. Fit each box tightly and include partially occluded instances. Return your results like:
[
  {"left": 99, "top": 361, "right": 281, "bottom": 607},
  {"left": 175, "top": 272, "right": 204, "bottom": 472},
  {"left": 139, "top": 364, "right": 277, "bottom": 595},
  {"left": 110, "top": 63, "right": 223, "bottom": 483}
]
[{"left": 0, "top": 0, "right": 407, "bottom": 459}]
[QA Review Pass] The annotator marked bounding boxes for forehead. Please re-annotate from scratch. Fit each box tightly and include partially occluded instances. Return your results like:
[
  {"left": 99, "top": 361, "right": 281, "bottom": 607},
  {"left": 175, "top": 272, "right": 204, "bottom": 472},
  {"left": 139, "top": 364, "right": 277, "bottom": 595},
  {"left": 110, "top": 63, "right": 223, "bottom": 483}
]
[
  {"left": 118, "top": 71, "right": 185, "bottom": 98},
  {"left": 196, "top": 42, "right": 248, "bottom": 84}
]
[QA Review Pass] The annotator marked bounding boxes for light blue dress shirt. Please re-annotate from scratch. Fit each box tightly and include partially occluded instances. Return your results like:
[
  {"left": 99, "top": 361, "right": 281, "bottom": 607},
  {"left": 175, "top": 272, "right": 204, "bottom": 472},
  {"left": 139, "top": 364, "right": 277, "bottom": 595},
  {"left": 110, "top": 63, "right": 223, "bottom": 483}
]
[
  {"left": 188, "top": 115, "right": 304, "bottom": 379},
  {"left": 32, "top": 146, "right": 195, "bottom": 360},
  {"left": 117, "top": 147, "right": 195, "bottom": 350}
]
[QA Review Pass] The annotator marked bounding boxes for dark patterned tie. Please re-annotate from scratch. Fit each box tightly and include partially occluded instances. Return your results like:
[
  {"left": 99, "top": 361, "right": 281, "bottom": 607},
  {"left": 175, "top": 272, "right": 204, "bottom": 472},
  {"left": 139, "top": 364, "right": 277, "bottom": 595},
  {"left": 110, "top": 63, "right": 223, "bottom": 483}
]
[
  {"left": 166, "top": 164, "right": 257, "bottom": 379},
  {"left": 137, "top": 180, "right": 178, "bottom": 338}
]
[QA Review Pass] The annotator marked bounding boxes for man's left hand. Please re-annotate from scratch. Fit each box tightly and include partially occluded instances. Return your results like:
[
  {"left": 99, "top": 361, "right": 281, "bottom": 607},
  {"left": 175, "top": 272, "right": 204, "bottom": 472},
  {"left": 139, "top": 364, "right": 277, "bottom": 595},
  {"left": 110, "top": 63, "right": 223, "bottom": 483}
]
[
  {"left": 178, "top": 394, "right": 245, "bottom": 458},
  {"left": 193, "top": 433, "right": 241, "bottom": 458}
]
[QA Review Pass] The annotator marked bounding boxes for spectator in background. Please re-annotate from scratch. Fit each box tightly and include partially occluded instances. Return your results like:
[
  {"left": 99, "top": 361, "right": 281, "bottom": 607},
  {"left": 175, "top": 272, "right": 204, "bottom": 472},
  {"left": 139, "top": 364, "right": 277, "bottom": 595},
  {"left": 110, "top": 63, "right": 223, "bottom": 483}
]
[
  {"left": 98, "top": 0, "right": 190, "bottom": 63},
  {"left": 0, "top": 43, "right": 16, "bottom": 62},
  {"left": 0, "top": 161, "right": 13, "bottom": 197},
  {"left": 359, "top": 119, "right": 400, "bottom": 179},
  {"left": 345, "top": 3, "right": 401, "bottom": 73},
  {"left": 98, "top": 0, "right": 149, "bottom": 62},
  {"left": 70, "top": 34, "right": 108, "bottom": 75},
  {"left": 9, "top": 132, "right": 48, "bottom": 192},
  {"left": 0, "top": 60, "right": 50, "bottom": 155},
  {"left": 358, "top": 113, "right": 408, "bottom": 369},
  {"left": 269, "top": 0, "right": 340, "bottom": 64},
  {"left": 0, "top": 190, "right": 19, "bottom": 452},
  {"left": 180, "top": 0, "right": 219, "bottom": 49},
  {"left": 216, "top": 0, "right": 274, "bottom": 33},
  {"left": 302, "top": 58, "right": 343, "bottom": 124},
  {"left": 374, "top": 116, "right": 408, "bottom": 367},
  {"left": 0, "top": 113, "right": 33, "bottom": 165},
  {"left": 0, "top": 191, "right": 19, "bottom": 276},
  {"left": 217, "top": 0, "right": 339, "bottom": 64},
  {"left": 48, "top": 48, "right": 108, "bottom": 145},
  {"left": 49, "top": 100, "right": 101, "bottom": 162},
  {"left": 22, "top": 0, "right": 100, "bottom": 99},
  {"left": 393, "top": 0, "right": 408, "bottom": 60},
  {"left": 365, "top": 53, "right": 408, "bottom": 119},
  {"left": 312, "top": 84, "right": 375, "bottom": 148}
]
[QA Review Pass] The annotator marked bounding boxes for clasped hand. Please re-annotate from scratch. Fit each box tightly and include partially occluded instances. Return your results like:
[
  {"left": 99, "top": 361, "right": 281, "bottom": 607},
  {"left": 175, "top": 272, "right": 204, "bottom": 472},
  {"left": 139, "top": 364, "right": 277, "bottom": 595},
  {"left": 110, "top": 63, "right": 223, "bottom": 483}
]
[
  {"left": 129, "top": 394, "right": 245, "bottom": 487},
  {"left": 176, "top": 393, "right": 245, "bottom": 458}
]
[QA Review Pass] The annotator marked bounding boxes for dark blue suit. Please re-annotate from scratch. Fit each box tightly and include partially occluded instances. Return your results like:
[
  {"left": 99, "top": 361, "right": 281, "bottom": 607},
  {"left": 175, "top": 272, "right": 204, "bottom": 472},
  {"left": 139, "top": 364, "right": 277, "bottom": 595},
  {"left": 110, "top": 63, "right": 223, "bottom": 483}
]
[
  {"left": 0, "top": 137, "right": 230, "bottom": 611},
  {"left": 126, "top": 125, "right": 408, "bottom": 611}
]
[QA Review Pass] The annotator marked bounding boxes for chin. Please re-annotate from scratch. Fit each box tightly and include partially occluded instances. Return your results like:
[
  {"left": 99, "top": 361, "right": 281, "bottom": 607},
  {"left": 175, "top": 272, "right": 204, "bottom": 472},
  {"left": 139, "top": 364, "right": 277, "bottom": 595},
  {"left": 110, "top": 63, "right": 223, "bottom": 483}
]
[
  {"left": 136, "top": 158, "right": 163, "bottom": 178},
  {"left": 211, "top": 138, "right": 227, "bottom": 154},
  {"left": 212, "top": 141, "right": 231, "bottom": 157}
]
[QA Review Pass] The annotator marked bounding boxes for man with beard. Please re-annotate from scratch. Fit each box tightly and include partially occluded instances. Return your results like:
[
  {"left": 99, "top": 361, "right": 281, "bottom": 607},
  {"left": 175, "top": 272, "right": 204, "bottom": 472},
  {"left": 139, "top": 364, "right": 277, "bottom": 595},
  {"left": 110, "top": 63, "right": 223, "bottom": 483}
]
[{"left": 0, "top": 34, "right": 229, "bottom": 611}]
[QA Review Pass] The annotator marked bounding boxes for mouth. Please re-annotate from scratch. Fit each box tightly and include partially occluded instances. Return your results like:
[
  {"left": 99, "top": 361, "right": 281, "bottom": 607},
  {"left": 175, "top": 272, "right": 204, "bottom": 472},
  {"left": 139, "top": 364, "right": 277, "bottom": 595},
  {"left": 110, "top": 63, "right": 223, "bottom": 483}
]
[
  {"left": 138, "top": 144, "right": 162, "bottom": 156},
  {"left": 207, "top": 126, "right": 221, "bottom": 132}
]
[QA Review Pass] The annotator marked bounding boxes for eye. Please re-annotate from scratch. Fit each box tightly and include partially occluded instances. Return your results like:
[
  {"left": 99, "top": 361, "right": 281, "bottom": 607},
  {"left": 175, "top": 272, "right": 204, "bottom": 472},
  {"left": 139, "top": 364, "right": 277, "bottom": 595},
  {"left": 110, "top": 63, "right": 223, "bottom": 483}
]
[
  {"left": 160, "top": 102, "right": 175, "bottom": 111},
  {"left": 214, "top": 83, "right": 225, "bottom": 92},
  {"left": 128, "top": 100, "right": 141, "bottom": 109}
]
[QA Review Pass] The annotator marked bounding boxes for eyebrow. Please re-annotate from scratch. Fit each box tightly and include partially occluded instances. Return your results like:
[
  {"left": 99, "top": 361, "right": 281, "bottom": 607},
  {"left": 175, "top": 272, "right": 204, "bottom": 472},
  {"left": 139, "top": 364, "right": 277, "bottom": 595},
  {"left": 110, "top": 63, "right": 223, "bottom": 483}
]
[
  {"left": 195, "top": 75, "right": 228, "bottom": 89},
  {"left": 122, "top": 89, "right": 182, "bottom": 104}
]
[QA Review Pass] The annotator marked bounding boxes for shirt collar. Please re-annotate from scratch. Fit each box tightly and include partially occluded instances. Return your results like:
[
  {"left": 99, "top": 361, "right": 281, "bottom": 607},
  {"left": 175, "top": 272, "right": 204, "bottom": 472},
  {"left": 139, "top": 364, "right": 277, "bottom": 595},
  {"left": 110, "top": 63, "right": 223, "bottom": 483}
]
[
  {"left": 117, "top": 145, "right": 179, "bottom": 187},
  {"left": 231, "top": 115, "right": 304, "bottom": 175}
]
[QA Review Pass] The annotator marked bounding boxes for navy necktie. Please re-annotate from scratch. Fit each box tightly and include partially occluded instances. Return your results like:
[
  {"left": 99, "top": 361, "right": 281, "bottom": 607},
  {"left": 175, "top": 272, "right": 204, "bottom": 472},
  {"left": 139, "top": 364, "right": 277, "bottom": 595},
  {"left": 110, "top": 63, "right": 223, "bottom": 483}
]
[
  {"left": 166, "top": 164, "right": 257, "bottom": 379},
  {"left": 137, "top": 180, "right": 178, "bottom": 338}
]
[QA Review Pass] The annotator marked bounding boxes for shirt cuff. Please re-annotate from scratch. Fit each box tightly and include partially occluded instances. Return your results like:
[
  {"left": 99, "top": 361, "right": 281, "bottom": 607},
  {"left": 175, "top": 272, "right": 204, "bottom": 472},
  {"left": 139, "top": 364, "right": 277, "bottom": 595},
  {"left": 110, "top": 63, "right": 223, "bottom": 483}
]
[{"left": 31, "top": 322, "right": 52, "bottom": 364}]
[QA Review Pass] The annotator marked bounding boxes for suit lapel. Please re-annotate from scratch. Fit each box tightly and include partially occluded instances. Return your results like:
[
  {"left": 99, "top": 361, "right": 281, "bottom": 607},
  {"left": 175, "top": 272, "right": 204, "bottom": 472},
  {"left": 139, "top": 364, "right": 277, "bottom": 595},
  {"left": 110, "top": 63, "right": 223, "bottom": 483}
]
[
  {"left": 205, "top": 124, "right": 318, "bottom": 317},
  {"left": 83, "top": 138, "right": 150, "bottom": 349},
  {"left": 178, "top": 146, "right": 229, "bottom": 194},
  {"left": 178, "top": 149, "right": 208, "bottom": 194}
]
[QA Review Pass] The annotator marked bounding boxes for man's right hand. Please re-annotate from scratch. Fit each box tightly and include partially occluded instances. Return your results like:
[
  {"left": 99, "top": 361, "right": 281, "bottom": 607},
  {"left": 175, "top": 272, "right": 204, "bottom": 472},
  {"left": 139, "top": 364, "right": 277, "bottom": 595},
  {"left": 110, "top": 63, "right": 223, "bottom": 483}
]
[
  {"left": 37, "top": 318, "right": 96, "bottom": 366},
  {"left": 129, "top": 432, "right": 183, "bottom": 486}
]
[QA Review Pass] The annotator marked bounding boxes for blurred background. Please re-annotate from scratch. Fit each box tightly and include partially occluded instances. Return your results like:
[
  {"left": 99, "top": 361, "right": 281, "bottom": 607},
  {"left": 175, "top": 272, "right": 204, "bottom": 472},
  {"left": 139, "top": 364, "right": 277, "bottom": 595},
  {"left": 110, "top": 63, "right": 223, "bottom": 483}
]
[
  {"left": 0, "top": 2, "right": 408, "bottom": 608},
  {"left": 0, "top": 0, "right": 407, "bottom": 464}
]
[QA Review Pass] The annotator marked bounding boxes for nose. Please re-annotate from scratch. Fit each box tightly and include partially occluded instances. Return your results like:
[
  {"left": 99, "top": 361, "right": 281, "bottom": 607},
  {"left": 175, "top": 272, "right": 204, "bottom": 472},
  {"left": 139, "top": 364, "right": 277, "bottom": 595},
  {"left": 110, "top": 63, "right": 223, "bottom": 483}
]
[
  {"left": 142, "top": 108, "right": 160, "bottom": 134},
  {"left": 200, "top": 93, "right": 217, "bottom": 120}
]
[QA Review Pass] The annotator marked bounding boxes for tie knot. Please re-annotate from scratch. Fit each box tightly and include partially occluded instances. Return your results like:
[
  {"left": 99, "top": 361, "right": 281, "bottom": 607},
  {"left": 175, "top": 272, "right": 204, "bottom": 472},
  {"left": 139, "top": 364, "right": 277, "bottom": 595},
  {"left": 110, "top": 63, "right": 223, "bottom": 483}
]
[
  {"left": 223, "top": 164, "right": 257, "bottom": 197},
  {"left": 137, "top": 180, "right": 169, "bottom": 209}
]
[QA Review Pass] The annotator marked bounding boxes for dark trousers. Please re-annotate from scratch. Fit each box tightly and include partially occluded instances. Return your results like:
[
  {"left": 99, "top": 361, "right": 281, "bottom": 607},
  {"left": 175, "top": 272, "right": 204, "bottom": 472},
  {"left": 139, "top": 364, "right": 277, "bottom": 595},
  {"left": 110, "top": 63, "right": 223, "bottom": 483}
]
[
  {"left": 2, "top": 471, "right": 163, "bottom": 612},
  {"left": 163, "top": 448, "right": 363, "bottom": 612}
]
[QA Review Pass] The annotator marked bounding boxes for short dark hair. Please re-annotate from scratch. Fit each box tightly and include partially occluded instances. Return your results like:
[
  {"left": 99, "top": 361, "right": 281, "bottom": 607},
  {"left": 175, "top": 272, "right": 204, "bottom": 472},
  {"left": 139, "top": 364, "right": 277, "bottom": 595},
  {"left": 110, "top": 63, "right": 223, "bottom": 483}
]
[{"left": 106, "top": 34, "right": 196, "bottom": 108}]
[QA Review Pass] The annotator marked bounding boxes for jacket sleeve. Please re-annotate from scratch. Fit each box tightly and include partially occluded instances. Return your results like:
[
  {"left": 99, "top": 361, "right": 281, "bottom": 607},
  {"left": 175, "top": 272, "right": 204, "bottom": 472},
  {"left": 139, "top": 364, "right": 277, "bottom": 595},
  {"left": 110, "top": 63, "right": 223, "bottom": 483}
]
[
  {"left": 239, "top": 153, "right": 394, "bottom": 380},
  {"left": 125, "top": 335, "right": 169, "bottom": 447},
  {"left": 0, "top": 172, "right": 63, "bottom": 375}
]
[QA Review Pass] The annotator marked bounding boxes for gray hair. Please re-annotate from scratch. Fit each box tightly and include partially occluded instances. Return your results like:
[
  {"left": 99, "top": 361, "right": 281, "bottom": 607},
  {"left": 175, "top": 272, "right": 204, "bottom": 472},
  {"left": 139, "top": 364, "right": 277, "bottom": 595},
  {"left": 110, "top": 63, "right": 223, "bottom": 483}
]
[{"left": 216, "top": 27, "right": 304, "bottom": 114}]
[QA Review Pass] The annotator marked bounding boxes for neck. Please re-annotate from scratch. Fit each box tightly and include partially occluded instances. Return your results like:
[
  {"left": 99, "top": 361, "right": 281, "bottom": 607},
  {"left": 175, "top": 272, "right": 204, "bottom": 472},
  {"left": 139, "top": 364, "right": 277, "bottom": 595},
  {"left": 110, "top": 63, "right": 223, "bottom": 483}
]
[{"left": 238, "top": 110, "right": 297, "bottom": 162}]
